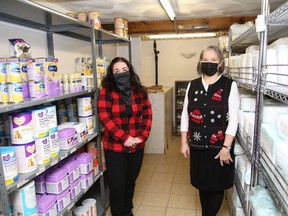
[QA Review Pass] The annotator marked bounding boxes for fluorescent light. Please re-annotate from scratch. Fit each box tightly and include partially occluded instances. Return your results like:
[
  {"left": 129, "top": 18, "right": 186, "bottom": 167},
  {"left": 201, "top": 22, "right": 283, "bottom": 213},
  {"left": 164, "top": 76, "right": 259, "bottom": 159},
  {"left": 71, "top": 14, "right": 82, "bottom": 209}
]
[
  {"left": 148, "top": 32, "right": 217, "bottom": 39},
  {"left": 159, "top": 0, "right": 176, "bottom": 21}
]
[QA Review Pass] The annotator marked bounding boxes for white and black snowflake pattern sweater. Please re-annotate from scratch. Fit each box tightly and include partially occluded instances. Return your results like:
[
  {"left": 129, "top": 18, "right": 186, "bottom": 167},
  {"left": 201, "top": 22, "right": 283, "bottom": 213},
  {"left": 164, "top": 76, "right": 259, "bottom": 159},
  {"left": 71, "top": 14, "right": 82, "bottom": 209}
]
[{"left": 187, "top": 76, "right": 233, "bottom": 150}]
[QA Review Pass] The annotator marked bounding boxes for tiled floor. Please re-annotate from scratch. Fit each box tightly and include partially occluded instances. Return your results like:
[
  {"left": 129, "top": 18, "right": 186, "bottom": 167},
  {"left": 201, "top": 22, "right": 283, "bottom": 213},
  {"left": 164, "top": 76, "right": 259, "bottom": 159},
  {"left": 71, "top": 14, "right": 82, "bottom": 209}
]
[{"left": 106, "top": 136, "right": 230, "bottom": 216}]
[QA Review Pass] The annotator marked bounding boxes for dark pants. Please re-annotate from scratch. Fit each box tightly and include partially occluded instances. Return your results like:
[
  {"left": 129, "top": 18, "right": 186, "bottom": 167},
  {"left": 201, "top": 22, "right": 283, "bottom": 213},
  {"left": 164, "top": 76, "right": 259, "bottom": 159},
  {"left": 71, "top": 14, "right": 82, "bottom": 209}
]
[
  {"left": 105, "top": 150, "right": 144, "bottom": 216},
  {"left": 199, "top": 190, "right": 224, "bottom": 216}
]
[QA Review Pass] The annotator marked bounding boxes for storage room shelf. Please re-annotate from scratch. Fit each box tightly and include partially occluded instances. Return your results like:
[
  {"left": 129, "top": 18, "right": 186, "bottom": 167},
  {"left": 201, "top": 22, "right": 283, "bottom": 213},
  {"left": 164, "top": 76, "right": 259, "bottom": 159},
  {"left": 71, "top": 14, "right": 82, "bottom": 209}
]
[
  {"left": 230, "top": 1, "right": 288, "bottom": 53},
  {"left": 0, "top": 88, "right": 96, "bottom": 114},
  {"left": 259, "top": 148, "right": 288, "bottom": 215},
  {"left": 0, "top": 0, "right": 129, "bottom": 43},
  {"left": 58, "top": 171, "right": 103, "bottom": 216},
  {"left": 234, "top": 171, "right": 247, "bottom": 213},
  {"left": 236, "top": 131, "right": 253, "bottom": 162},
  {"left": 6, "top": 132, "right": 98, "bottom": 193}
]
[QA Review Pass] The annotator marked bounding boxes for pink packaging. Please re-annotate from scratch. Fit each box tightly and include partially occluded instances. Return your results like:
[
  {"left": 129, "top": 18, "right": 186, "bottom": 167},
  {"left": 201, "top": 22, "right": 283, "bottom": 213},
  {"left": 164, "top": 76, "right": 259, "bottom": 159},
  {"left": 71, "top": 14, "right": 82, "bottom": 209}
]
[
  {"left": 60, "top": 158, "right": 80, "bottom": 184},
  {"left": 37, "top": 194, "right": 58, "bottom": 216},
  {"left": 58, "top": 128, "right": 77, "bottom": 150},
  {"left": 77, "top": 153, "right": 93, "bottom": 175},
  {"left": 27, "top": 58, "right": 44, "bottom": 81},
  {"left": 34, "top": 174, "right": 46, "bottom": 194},
  {"left": 46, "top": 167, "right": 69, "bottom": 194},
  {"left": 80, "top": 171, "right": 93, "bottom": 190},
  {"left": 56, "top": 188, "right": 71, "bottom": 212},
  {"left": 69, "top": 178, "right": 81, "bottom": 200}
]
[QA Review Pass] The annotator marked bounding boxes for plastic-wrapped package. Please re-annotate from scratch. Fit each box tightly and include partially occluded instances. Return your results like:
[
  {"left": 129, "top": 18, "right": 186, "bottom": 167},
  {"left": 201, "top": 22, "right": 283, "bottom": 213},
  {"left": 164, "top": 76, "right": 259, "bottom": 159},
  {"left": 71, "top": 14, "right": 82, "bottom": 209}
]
[
  {"left": 230, "top": 21, "right": 255, "bottom": 41},
  {"left": 250, "top": 186, "right": 281, "bottom": 216},
  {"left": 218, "top": 36, "right": 229, "bottom": 52},
  {"left": 8, "top": 38, "right": 31, "bottom": 58}
]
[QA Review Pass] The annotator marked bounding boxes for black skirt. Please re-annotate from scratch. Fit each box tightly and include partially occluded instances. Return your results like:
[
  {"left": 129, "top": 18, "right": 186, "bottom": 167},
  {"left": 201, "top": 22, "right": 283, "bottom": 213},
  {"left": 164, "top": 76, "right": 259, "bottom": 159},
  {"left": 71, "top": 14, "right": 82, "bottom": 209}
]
[{"left": 189, "top": 147, "right": 235, "bottom": 191}]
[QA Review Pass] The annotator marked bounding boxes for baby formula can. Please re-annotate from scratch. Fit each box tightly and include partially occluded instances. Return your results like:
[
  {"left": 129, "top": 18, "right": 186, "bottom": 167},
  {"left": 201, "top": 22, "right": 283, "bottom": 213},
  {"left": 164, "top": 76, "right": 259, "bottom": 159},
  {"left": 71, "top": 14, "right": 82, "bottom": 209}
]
[
  {"left": 0, "top": 146, "right": 18, "bottom": 185},
  {"left": 114, "top": 17, "right": 125, "bottom": 28},
  {"left": 19, "top": 58, "right": 29, "bottom": 82},
  {"left": 88, "top": 11, "right": 101, "bottom": 29},
  {"left": 13, "top": 141, "right": 37, "bottom": 173},
  {"left": 9, "top": 111, "right": 34, "bottom": 144},
  {"left": 49, "top": 130, "right": 60, "bottom": 158},
  {"left": 7, "top": 82, "right": 23, "bottom": 103},
  {"left": 0, "top": 83, "right": 8, "bottom": 103},
  {"left": 44, "top": 105, "right": 58, "bottom": 130},
  {"left": 6, "top": 59, "right": 21, "bottom": 83},
  {"left": 0, "top": 58, "right": 6, "bottom": 83},
  {"left": 10, "top": 181, "right": 38, "bottom": 216},
  {"left": 79, "top": 115, "right": 94, "bottom": 135},
  {"left": 29, "top": 108, "right": 49, "bottom": 138},
  {"left": 27, "top": 59, "right": 44, "bottom": 81},
  {"left": 22, "top": 81, "right": 30, "bottom": 98},
  {"left": 35, "top": 136, "right": 51, "bottom": 165},
  {"left": 77, "top": 96, "right": 92, "bottom": 117},
  {"left": 28, "top": 80, "right": 45, "bottom": 98}
]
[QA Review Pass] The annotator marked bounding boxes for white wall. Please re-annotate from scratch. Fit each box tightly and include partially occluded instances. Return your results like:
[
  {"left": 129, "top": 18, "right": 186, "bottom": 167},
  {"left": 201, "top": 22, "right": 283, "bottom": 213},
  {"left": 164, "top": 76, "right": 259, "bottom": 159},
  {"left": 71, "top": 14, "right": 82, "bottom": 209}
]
[{"left": 140, "top": 38, "right": 218, "bottom": 87}]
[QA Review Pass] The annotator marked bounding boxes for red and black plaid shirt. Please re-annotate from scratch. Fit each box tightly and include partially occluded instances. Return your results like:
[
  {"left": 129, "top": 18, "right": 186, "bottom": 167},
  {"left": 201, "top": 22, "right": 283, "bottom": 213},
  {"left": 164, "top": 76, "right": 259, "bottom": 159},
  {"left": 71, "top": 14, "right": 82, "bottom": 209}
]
[{"left": 98, "top": 87, "right": 152, "bottom": 153}]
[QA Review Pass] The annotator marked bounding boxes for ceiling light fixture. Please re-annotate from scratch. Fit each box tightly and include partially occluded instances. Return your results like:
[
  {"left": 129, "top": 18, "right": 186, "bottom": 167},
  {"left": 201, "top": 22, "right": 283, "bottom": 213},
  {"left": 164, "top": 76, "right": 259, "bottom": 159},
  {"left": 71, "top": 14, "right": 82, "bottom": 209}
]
[
  {"left": 148, "top": 32, "right": 217, "bottom": 39},
  {"left": 159, "top": 0, "right": 176, "bottom": 21}
]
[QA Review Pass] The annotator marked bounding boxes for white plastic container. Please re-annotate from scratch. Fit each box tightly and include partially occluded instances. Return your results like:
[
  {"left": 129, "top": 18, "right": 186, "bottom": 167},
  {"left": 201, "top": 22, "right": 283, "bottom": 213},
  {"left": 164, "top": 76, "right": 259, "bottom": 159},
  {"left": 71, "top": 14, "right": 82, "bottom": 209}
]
[
  {"left": 80, "top": 172, "right": 93, "bottom": 190},
  {"left": 10, "top": 181, "right": 38, "bottom": 216},
  {"left": 58, "top": 127, "right": 77, "bottom": 150},
  {"left": 49, "top": 130, "right": 60, "bottom": 158},
  {"left": 45, "top": 167, "right": 69, "bottom": 194},
  {"left": 29, "top": 108, "right": 49, "bottom": 138},
  {"left": 35, "top": 136, "right": 51, "bottom": 165},
  {"left": 73, "top": 206, "right": 89, "bottom": 216},
  {"left": 82, "top": 198, "right": 97, "bottom": 216}
]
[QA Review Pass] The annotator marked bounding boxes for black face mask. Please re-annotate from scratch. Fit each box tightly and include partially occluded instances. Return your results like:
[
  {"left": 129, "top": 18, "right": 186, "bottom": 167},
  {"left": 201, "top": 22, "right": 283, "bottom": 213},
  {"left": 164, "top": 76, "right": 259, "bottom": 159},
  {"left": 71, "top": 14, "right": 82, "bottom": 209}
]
[
  {"left": 201, "top": 62, "right": 219, "bottom": 76},
  {"left": 113, "top": 71, "right": 131, "bottom": 104}
]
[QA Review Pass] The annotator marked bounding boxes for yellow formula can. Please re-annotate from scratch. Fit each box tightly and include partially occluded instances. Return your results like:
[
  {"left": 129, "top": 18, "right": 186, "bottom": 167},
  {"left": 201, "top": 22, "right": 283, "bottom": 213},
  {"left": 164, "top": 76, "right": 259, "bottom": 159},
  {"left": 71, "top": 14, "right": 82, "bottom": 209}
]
[
  {"left": 0, "top": 59, "right": 6, "bottom": 83},
  {"left": 8, "top": 82, "right": 24, "bottom": 103},
  {"left": 0, "top": 83, "right": 8, "bottom": 103},
  {"left": 6, "top": 61, "right": 21, "bottom": 83}
]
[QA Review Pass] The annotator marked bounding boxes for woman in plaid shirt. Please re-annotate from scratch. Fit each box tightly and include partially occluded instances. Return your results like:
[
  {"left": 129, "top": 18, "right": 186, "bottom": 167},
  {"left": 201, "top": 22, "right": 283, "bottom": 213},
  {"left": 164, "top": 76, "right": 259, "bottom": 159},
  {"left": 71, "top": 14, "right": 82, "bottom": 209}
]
[{"left": 98, "top": 57, "right": 152, "bottom": 216}]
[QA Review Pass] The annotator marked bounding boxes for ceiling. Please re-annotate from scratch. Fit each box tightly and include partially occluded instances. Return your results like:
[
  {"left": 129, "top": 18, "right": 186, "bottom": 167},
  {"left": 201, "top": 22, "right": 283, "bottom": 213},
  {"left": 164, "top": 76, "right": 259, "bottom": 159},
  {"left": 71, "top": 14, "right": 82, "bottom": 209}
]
[{"left": 33, "top": 0, "right": 286, "bottom": 34}]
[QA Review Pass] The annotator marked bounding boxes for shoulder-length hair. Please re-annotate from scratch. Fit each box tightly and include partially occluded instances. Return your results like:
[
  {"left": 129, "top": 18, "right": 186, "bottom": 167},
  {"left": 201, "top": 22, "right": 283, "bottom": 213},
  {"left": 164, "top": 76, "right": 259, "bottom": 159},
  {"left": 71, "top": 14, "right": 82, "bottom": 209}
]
[
  {"left": 196, "top": 45, "right": 225, "bottom": 74},
  {"left": 101, "top": 57, "right": 147, "bottom": 96}
]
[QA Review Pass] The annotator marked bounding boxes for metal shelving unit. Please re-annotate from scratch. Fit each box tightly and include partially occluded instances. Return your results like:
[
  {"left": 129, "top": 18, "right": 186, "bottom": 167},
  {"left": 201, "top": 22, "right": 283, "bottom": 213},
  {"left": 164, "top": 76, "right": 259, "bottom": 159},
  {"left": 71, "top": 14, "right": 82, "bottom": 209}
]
[
  {"left": 229, "top": 1, "right": 288, "bottom": 215},
  {"left": 174, "top": 81, "right": 190, "bottom": 135},
  {"left": 0, "top": 0, "right": 130, "bottom": 215}
]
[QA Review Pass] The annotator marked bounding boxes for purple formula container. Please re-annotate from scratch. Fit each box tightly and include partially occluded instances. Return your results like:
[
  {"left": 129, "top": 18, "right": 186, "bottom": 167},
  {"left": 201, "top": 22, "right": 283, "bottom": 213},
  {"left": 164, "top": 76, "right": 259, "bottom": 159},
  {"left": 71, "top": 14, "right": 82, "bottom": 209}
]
[
  {"left": 58, "top": 128, "right": 77, "bottom": 150},
  {"left": 46, "top": 167, "right": 69, "bottom": 194},
  {"left": 34, "top": 174, "right": 46, "bottom": 194},
  {"left": 80, "top": 171, "right": 93, "bottom": 190},
  {"left": 56, "top": 188, "right": 71, "bottom": 212},
  {"left": 37, "top": 194, "right": 58, "bottom": 216},
  {"left": 77, "top": 153, "right": 93, "bottom": 175},
  {"left": 69, "top": 178, "right": 81, "bottom": 200},
  {"left": 60, "top": 158, "right": 80, "bottom": 184},
  {"left": 21, "top": 82, "right": 29, "bottom": 98}
]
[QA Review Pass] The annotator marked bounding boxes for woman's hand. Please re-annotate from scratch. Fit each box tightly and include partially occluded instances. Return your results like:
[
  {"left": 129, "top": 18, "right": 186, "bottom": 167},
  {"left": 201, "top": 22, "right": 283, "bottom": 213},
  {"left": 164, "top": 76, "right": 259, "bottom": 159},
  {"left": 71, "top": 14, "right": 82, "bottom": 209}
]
[
  {"left": 124, "top": 136, "right": 135, "bottom": 147},
  {"left": 181, "top": 142, "right": 190, "bottom": 158},
  {"left": 214, "top": 148, "right": 233, "bottom": 166}
]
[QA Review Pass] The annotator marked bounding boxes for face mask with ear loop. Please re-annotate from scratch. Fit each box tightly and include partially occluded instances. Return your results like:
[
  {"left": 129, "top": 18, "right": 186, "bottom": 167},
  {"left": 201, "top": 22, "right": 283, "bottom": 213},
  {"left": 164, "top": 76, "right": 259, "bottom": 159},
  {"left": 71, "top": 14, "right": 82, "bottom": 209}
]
[{"left": 201, "top": 62, "right": 219, "bottom": 76}]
